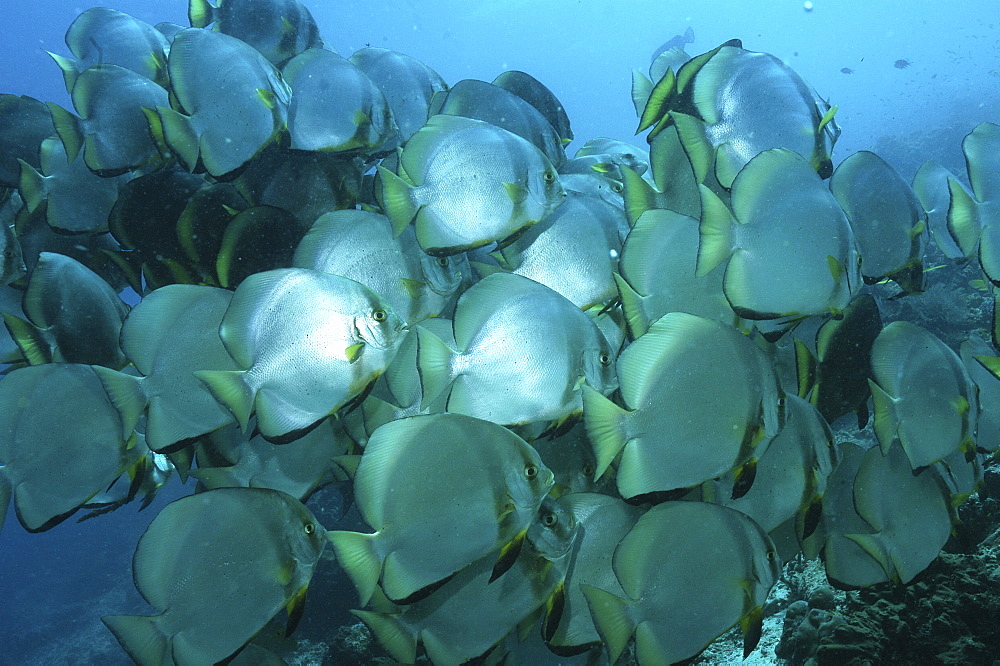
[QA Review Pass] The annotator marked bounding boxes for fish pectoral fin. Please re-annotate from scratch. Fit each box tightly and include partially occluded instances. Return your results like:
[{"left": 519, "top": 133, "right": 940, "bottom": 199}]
[
  {"left": 344, "top": 342, "right": 365, "bottom": 363},
  {"left": 503, "top": 181, "right": 529, "bottom": 205},
  {"left": 497, "top": 500, "right": 515, "bottom": 523},
  {"left": 399, "top": 277, "right": 425, "bottom": 299},
  {"left": 490, "top": 528, "right": 527, "bottom": 583},
  {"left": 352, "top": 109, "right": 373, "bottom": 128},
  {"left": 256, "top": 88, "right": 278, "bottom": 110},
  {"left": 826, "top": 254, "right": 846, "bottom": 283},
  {"left": 817, "top": 104, "right": 839, "bottom": 135}
]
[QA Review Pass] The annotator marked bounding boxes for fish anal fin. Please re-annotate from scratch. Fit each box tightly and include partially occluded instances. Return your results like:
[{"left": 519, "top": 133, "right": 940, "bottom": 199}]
[
  {"left": 284, "top": 585, "right": 309, "bottom": 638},
  {"left": 542, "top": 581, "right": 567, "bottom": 643},
  {"left": 741, "top": 605, "right": 764, "bottom": 658}
]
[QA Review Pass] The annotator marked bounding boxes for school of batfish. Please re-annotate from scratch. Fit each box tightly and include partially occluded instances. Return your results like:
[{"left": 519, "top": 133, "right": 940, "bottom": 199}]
[{"left": 0, "top": 0, "right": 997, "bottom": 664}]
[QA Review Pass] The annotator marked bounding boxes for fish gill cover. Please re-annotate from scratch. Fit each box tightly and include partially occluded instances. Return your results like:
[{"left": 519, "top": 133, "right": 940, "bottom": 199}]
[{"left": 0, "top": 0, "right": 999, "bottom": 665}]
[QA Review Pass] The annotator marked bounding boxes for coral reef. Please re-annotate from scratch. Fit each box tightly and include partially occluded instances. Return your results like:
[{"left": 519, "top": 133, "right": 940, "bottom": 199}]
[{"left": 775, "top": 465, "right": 1000, "bottom": 666}]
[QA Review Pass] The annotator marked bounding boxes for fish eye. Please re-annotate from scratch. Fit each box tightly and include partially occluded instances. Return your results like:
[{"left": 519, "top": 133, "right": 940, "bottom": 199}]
[
  {"left": 766, "top": 549, "right": 777, "bottom": 561},
  {"left": 436, "top": 257, "right": 450, "bottom": 268},
  {"left": 372, "top": 309, "right": 387, "bottom": 322},
  {"left": 525, "top": 464, "right": 538, "bottom": 479},
  {"left": 543, "top": 171, "right": 556, "bottom": 183},
  {"left": 598, "top": 352, "right": 612, "bottom": 366},
  {"left": 304, "top": 523, "right": 315, "bottom": 535},
  {"left": 542, "top": 511, "right": 557, "bottom": 527},
  {"left": 583, "top": 463, "right": 595, "bottom": 476},
  {"left": 611, "top": 183, "right": 623, "bottom": 193}
]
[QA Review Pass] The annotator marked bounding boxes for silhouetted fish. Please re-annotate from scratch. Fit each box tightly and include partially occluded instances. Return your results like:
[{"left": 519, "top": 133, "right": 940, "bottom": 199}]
[{"left": 651, "top": 26, "right": 694, "bottom": 62}]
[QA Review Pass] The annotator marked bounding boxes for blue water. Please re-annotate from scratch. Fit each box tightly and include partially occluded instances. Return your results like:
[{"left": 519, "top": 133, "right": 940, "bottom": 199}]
[{"left": 1, "top": 1, "right": 999, "bottom": 663}]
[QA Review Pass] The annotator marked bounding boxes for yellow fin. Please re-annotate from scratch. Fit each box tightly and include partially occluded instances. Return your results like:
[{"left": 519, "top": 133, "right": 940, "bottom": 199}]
[
  {"left": 256, "top": 88, "right": 278, "bottom": 110},
  {"left": 284, "top": 585, "right": 310, "bottom": 637},
  {"left": 490, "top": 528, "right": 527, "bottom": 583},
  {"left": 344, "top": 342, "right": 364, "bottom": 363},
  {"left": 741, "top": 605, "right": 765, "bottom": 658},
  {"left": 817, "top": 104, "right": 839, "bottom": 135},
  {"left": 327, "top": 530, "right": 381, "bottom": 606},
  {"left": 503, "top": 181, "right": 529, "bottom": 205},
  {"left": 400, "top": 277, "right": 424, "bottom": 299}
]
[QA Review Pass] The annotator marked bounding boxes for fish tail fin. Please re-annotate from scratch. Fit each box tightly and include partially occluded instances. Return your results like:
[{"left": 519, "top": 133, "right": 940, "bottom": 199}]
[
  {"left": 579, "top": 584, "right": 634, "bottom": 665},
  {"left": 697, "top": 183, "right": 736, "bottom": 276},
  {"left": 421, "top": 630, "right": 459, "bottom": 666},
  {"left": 378, "top": 166, "right": 418, "bottom": 237},
  {"left": 102, "top": 614, "right": 170, "bottom": 666},
  {"left": 637, "top": 68, "right": 675, "bottom": 134},
  {"left": 614, "top": 272, "right": 650, "bottom": 339},
  {"left": 142, "top": 107, "right": 172, "bottom": 162},
  {"left": 673, "top": 111, "right": 713, "bottom": 183},
  {"left": 194, "top": 369, "right": 255, "bottom": 432},
  {"left": 946, "top": 177, "right": 980, "bottom": 258},
  {"left": 47, "top": 51, "right": 79, "bottom": 94},
  {"left": 793, "top": 338, "right": 817, "bottom": 400},
  {"left": 0, "top": 475, "right": 10, "bottom": 535},
  {"left": 351, "top": 609, "right": 417, "bottom": 664},
  {"left": 867, "top": 379, "right": 898, "bottom": 455},
  {"left": 45, "top": 102, "right": 84, "bottom": 164},
  {"left": 327, "top": 530, "right": 382, "bottom": 607},
  {"left": 16, "top": 159, "right": 46, "bottom": 213},
  {"left": 630, "top": 69, "right": 653, "bottom": 118},
  {"left": 416, "top": 325, "right": 456, "bottom": 409},
  {"left": 92, "top": 366, "right": 148, "bottom": 440},
  {"left": 2, "top": 312, "right": 51, "bottom": 365},
  {"left": 156, "top": 106, "right": 200, "bottom": 172},
  {"left": 188, "top": 0, "right": 217, "bottom": 28},
  {"left": 621, "top": 165, "right": 659, "bottom": 225},
  {"left": 582, "top": 384, "right": 629, "bottom": 480}
]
